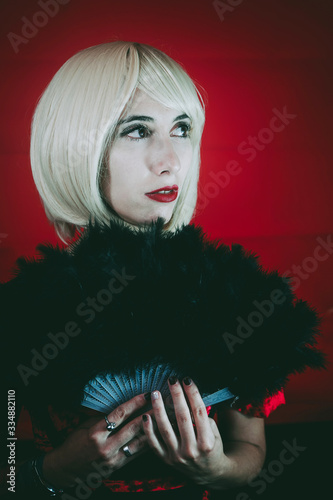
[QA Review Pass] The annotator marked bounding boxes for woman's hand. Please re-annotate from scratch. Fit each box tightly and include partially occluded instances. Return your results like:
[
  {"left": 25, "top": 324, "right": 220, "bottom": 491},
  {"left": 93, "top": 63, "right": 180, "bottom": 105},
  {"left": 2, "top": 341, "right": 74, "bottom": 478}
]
[
  {"left": 43, "top": 393, "right": 152, "bottom": 489},
  {"left": 142, "top": 377, "right": 230, "bottom": 486}
]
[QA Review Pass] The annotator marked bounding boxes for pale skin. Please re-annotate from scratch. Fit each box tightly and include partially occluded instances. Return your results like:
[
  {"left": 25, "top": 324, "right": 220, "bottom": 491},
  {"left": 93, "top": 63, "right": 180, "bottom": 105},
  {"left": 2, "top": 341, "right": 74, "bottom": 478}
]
[
  {"left": 40, "top": 90, "right": 266, "bottom": 490},
  {"left": 102, "top": 89, "right": 193, "bottom": 227},
  {"left": 43, "top": 381, "right": 266, "bottom": 490},
  {"left": 143, "top": 378, "right": 266, "bottom": 490}
]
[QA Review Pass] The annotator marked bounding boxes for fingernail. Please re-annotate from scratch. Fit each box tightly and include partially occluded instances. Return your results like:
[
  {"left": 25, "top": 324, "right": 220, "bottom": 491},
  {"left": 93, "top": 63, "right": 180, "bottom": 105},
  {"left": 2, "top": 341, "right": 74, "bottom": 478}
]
[
  {"left": 183, "top": 377, "right": 192, "bottom": 386},
  {"left": 142, "top": 414, "right": 148, "bottom": 422},
  {"left": 168, "top": 376, "right": 177, "bottom": 385},
  {"left": 151, "top": 391, "right": 159, "bottom": 401},
  {"left": 144, "top": 392, "right": 151, "bottom": 401}
]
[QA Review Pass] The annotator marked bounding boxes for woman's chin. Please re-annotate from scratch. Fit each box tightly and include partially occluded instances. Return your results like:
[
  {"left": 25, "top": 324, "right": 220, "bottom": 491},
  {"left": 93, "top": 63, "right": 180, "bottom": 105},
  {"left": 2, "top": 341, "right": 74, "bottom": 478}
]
[
  {"left": 137, "top": 212, "right": 173, "bottom": 226},
  {"left": 148, "top": 212, "right": 172, "bottom": 225},
  {"left": 119, "top": 214, "right": 169, "bottom": 228},
  {"left": 117, "top": 207, "right": 173, "bottom": 228}
]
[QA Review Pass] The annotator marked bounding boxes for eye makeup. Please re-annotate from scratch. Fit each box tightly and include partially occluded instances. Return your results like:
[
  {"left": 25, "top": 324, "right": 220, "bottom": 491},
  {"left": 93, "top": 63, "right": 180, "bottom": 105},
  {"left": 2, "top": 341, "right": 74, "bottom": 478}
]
[{"left": 118, "top": 120, "right": 192, "bottom": 142}]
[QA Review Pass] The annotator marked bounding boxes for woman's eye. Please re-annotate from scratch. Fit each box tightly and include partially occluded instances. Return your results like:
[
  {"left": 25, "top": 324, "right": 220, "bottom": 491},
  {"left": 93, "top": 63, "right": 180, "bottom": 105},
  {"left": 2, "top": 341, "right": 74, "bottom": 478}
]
[
  {"left": 125, "top": 125, "right": 150, "bottom": 140},
  {"left": 173, "top": 123, "right": 191, "bottom": 138},
  {"left": 119, "top": 122, "right": 191, "bottom": 141}
]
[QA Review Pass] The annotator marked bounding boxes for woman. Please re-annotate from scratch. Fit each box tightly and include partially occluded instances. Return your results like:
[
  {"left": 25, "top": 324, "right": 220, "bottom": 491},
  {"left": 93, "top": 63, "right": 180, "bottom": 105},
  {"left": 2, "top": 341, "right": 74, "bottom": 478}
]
[{"left": 1, "top": 41, "right": 323, "bottom": 499}]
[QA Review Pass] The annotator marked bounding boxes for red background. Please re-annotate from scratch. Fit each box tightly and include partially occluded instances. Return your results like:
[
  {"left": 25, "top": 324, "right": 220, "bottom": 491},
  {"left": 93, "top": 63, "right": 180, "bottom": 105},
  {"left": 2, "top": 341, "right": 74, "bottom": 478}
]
[{"left": 0, "top": 0, "right": 332, "bottom": 437}]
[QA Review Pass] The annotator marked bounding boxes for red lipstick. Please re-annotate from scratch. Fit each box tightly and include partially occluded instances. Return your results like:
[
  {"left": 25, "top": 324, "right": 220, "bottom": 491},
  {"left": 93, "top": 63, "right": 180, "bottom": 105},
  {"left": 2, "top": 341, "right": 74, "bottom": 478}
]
[{"left": 145, "top": 185, "right": 178, "bottom": 203}]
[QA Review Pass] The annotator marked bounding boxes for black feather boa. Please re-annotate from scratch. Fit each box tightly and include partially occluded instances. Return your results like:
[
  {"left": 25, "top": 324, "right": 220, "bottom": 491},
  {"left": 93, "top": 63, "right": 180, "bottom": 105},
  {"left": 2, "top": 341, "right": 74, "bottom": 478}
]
[{"left": 1, "top": 218, "right": 325, "bottom": 415}]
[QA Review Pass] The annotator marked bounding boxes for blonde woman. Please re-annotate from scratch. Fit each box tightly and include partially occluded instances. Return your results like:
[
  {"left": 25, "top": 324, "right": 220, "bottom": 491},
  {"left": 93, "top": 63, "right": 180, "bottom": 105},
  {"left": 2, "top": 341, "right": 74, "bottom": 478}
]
[{"left": 2, "top": 42, "right": 323, "bottom": 499}]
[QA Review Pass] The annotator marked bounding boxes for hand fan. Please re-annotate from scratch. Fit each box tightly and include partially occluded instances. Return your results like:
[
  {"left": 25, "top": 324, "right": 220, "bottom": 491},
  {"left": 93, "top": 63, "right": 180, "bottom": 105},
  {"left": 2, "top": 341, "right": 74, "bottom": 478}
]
[{"left": 81, "top": 358, "right": 236, "bottom": 414}]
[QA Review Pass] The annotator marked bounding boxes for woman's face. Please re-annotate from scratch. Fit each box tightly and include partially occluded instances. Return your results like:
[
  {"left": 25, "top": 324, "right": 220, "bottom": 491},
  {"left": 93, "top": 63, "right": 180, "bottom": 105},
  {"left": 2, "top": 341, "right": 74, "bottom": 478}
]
[{"left": 102, "top": 89, "right": 193, "bottom": 226}]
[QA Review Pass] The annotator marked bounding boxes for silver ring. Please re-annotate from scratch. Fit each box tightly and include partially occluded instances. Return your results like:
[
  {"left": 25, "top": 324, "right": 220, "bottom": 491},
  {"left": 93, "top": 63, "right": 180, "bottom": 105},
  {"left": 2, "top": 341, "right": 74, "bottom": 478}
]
[
  {"left": 122, "top": 445, "right": 132, "bottom": 458},
  {"left": 104, "top": 415, "right": 116, "bottom": 432}
]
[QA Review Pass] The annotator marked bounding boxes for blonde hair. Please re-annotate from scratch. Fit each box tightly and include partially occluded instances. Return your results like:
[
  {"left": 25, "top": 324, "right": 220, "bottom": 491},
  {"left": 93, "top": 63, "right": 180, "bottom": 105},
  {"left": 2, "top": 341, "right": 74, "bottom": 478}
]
[{"left": 30, "top": 41, "right": 205, "bottom": 242}]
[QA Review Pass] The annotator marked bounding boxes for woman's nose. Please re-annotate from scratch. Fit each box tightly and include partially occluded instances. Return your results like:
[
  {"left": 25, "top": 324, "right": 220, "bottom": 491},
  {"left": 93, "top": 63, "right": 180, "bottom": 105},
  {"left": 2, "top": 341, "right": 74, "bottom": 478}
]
[{"left": 148, "top": 137, "right": 181, "bottom": 175}]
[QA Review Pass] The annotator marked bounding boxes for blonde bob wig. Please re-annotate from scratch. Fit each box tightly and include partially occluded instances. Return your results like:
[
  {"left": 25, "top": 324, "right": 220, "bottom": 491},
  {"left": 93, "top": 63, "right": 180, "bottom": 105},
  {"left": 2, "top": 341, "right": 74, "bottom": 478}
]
[{"left": 30, "top": 41, "right": 205, "bottom": 242}]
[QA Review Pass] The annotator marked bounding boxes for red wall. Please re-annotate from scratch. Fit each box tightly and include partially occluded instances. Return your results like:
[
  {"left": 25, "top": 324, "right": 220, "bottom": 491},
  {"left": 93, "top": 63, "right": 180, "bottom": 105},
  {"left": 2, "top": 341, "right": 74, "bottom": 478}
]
[{"left": 0, "top": 0, "right": 332, "bottom": 427}]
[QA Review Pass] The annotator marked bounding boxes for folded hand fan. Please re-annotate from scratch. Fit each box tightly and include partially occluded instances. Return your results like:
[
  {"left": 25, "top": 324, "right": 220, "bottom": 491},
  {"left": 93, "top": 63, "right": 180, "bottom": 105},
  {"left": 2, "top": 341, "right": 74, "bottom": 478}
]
[{"left": 81, "top": 357, "right": 235, "bottom": 415}]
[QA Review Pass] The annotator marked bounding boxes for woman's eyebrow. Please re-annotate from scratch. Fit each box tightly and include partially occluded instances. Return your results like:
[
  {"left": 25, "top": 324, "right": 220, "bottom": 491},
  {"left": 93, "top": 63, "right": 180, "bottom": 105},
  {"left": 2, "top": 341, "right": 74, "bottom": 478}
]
[
  {"left": 117, "top": 113, "right": 190, "bottom": 126},
  {"left": 173, "top": 113, "right": 190, "bottom": 122},
  {"left": 117, "top": 115, "right": 153, "bottom": 126}
]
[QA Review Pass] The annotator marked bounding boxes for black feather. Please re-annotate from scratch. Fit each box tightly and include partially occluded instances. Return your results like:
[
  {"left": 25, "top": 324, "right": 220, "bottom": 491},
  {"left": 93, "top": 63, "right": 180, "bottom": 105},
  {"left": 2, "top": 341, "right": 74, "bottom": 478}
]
[{"left": 0, "top": 218, "right": 325, "bottom": 415}]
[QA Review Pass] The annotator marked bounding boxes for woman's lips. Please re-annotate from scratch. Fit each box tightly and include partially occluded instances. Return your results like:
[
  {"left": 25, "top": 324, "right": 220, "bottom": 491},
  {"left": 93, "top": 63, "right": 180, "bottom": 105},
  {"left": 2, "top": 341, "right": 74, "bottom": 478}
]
[{"left": 145, "top": 185, "right": 178, "bottom": 203}]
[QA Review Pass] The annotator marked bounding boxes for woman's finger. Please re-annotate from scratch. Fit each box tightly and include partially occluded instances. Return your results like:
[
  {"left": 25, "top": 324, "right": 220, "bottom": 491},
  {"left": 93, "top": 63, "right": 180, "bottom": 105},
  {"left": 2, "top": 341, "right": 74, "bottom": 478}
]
[
  {"left": 147, "top": 391, "right": 179, "bottom": 451},
  {"left": 116, "top": 431, "right": 149, "bottom": 466},
  {"left": 88, "top": 393, "right": 150, "bottom": 446},
  {"left": 181, "top": 377, "right": 216, "bottom": 450},
  {"left": 107, "top": 407, "right": 154, "bottom": 453},
  {"left": 141, "top": 413, "right": 168, "bottom": 458},
  {"left": 102, "top": 393, "right": 151, "bottom": 433},
  {"left": 166, "top": 378, "right": 197, "bottom": 447}
]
